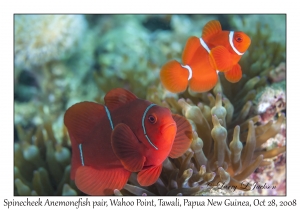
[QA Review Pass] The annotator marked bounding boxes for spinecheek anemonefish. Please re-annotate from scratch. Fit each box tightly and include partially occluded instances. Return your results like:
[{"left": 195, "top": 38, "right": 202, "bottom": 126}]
[
  {"left": 160, "top": 20, "right": 251, "bottom": 93},
  {"left": 64, "top": 88, "right": 193, "bottom": 195}
]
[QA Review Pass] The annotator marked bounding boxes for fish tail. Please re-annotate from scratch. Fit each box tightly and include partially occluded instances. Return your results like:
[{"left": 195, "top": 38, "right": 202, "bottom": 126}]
[
  {"left": 160, "top": 60, "right": 190, "bottom": 93},
  {"left": 64, "top": 102, "right": 105, "bottom": 179}
]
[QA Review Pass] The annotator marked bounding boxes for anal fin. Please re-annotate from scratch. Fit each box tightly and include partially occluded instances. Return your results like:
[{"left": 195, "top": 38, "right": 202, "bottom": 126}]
[
  {"left": 224, "top": 63, "right": 242, "bottom": 83},
  {"left": 75, "top": 166, "right": 131, "bottom": 195}
]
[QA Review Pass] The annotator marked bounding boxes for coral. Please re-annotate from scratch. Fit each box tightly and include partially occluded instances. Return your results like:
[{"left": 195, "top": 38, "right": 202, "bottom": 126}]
[
  {"left": 253, "top": 82, "right": 286, "bottom": 123},
  {"left": 14, "top": 15, "right": 86, "bottom": 69},
  {"left": 268, "top": 62, "right": 286, "bottom": 83},
  {"left": 244, "top": 151, "right": 286, "bottom": 195}
]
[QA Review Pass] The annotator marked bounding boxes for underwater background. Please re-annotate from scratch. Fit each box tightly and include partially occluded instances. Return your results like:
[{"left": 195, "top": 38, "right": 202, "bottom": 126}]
[{"left": 14, "top": 14, "right": 286, "bottom": 196}]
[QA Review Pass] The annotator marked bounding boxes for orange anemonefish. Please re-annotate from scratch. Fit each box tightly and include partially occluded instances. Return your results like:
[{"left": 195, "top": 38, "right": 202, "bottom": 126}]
[
  {"left": 64, "top": 88, "right": 193, "bottom": 195},
  {"left": 160, "top": 20, "right": 251, "bottom": 93}
]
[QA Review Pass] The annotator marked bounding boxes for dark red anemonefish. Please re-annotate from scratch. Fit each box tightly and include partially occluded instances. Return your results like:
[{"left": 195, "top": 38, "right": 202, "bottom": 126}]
[
  {"left": 64, "top": 88, "right": 193, "bottom": 195},
  {"left": 160, "top": 20, "right": 251, "bottom": 93}
]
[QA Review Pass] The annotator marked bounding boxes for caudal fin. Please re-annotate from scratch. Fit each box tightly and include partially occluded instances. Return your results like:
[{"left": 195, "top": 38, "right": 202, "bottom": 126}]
[
  {"left": 160, "top": 60, "right": 189, "bottom": 93},
  {"left": 64, "top": 102, "right": 106, "bottom": 179}
]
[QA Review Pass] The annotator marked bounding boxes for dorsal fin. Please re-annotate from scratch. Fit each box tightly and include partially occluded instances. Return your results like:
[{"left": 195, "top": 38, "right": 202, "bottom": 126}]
[
  {"left": 202, "top": 20, "right": 222, "bottom": 39},
  {"left": 104, "top": 88, "right": 137, "bottom": 110}
]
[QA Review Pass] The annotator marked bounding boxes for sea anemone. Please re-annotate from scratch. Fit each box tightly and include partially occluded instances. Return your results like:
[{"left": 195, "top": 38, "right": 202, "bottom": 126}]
[{"left": 14, "top": 117, "right": 80, "bottom": 195}]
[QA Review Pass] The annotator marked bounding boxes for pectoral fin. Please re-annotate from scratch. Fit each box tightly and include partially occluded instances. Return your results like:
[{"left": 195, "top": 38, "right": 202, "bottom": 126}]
[
  {"left": 209, "top": 46, "right": 233, "bottom": 72},
  {"left": 111, "top": 123, "right": 146, "bottom": 172}
]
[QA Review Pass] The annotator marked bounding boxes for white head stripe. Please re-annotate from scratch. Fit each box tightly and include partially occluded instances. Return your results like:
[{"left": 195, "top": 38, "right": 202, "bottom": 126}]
[
  {"left": 229, "top": 31, "right": 244, "bottom": 56},
  {"left": 181, "top": 64, "right": 192, "bottom": 80},
  {"left": 142, "top": 104, "right": 158, "bottom": 150},
  {"left": 199, "top": 37, "right": 210, "bottom": 53}
]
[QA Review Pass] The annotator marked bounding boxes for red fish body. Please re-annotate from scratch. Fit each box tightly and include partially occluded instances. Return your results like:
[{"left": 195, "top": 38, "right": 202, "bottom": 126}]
[
  {"left": 64, "top": 88, "right": 192, "bottom": 195},
  {"left": 160, "top": 20, "right": 251, "bottom": 93}
]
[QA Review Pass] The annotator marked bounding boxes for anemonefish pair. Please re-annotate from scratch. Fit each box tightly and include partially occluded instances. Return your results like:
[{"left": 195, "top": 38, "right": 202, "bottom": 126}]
[
  {"left": 160, "top": 20, "right": 251, "bottom": 93},
  {"left": 64, "top": 88, "right": 193, "bottom": 195}
]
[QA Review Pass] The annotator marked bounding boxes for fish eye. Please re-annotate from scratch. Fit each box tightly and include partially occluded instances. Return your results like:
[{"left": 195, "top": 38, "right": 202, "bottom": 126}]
[
  {"left": 235, "top": 36, "right": 243, "bottom": 43},
  {"left": 148, "top": 115, "right": 157, "bottom": 124}
]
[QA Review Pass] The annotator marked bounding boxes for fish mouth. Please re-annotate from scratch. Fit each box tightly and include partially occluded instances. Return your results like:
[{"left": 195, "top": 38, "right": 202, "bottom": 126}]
[{"left": 160, "top": 122, "right": 176, "bottom": 134}]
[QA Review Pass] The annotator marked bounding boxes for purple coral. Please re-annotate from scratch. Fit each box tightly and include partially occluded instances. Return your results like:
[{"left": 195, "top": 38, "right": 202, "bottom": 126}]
[
  {"left": 268, "top": 62, "right": 286, "bottom": 83},
  {"left": 256, "top": 87, "right": 286, "bottom": 123}
]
